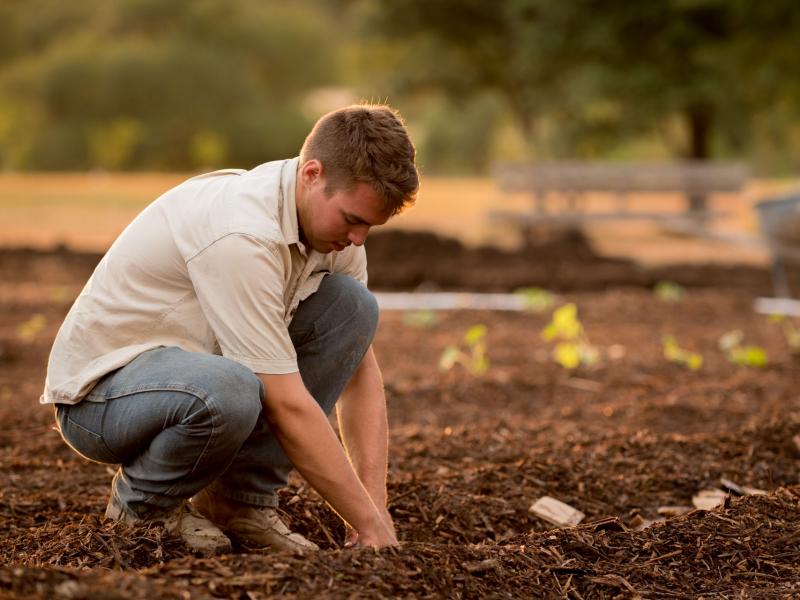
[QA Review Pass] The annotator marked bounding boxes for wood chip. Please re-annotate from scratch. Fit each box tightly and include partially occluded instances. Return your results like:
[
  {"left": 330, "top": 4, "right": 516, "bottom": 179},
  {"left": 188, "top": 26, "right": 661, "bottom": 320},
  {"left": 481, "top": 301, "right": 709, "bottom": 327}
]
[
  {"left": 529, "top": 496, "right": 585, "bottom": 527},
  {"left": 586, "top": 516, "right": 627, "bottom": 532},
  {"left": 692, "top": 489, "right": 728, "bottom": 510},
  {"left": 463, "top": 558, "right": 500, "bottom": 573},
  {"left": 742, "top": 485, "right": 768, "bottom": 496},
  {"left": 657, "top": 505, "right": 693, "bottom": 517},
  {"left": 629, "top": 515, "right": 664, "bottom": 531},
  {"left": 719, "top": 478, "right": 744, "bottom": 496}
]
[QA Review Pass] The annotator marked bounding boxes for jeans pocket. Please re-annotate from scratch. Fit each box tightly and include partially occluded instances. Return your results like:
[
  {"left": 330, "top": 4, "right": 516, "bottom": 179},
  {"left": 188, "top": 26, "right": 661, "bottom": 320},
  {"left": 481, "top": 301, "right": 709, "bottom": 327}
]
[{"left": 58, "top": 406, "right": 120, "bottom": 464}]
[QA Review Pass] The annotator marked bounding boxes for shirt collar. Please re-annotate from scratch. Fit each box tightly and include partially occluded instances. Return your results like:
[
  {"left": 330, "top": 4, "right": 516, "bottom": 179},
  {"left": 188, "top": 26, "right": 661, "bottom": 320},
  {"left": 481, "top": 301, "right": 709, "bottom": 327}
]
[{"left": 279, "top": 156, "right": 301, "bottom": 247}]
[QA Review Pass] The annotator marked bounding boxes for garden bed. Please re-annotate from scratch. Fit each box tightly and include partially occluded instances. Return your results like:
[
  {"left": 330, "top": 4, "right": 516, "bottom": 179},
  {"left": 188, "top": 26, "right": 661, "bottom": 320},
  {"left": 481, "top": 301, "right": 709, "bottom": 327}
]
[{"left": 2, "top": 241, "right": 799, "bottom": 598}]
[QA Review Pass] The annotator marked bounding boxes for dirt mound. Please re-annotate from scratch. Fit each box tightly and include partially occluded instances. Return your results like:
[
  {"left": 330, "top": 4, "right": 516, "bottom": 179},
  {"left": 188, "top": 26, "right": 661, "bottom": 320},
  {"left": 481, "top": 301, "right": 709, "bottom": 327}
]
[{"left": 365, "top": 229, "right": 774, "bottom": 292}]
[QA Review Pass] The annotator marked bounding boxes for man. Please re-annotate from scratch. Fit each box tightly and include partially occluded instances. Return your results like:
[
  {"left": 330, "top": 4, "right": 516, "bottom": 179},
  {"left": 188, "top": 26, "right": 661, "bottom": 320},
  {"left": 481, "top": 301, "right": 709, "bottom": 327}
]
[{"left": 41, "top": 104, "right": 419, "bottom": 556}]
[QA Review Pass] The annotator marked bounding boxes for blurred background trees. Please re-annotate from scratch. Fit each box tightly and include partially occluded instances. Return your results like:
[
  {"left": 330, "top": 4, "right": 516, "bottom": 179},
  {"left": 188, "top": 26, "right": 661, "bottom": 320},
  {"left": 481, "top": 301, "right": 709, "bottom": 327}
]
[{"left": 0, "top": 0, "right": 798, "bottom": 173}]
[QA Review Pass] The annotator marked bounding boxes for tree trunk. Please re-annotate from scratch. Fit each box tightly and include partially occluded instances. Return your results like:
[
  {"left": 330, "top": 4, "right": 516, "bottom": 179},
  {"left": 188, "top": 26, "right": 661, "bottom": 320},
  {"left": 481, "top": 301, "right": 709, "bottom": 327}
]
[{"left": 686, "top": 105, "right": 712, "bottom": 216}]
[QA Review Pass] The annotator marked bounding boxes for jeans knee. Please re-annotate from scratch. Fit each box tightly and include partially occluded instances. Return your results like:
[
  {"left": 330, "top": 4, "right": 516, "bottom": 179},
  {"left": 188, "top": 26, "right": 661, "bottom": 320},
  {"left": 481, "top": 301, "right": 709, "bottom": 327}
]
[
  {"left": 323, "top": 274, "right": 379, "bottom": 340},
  {"left": 205, "top": 360, "right": 262, "bottom": 441}
]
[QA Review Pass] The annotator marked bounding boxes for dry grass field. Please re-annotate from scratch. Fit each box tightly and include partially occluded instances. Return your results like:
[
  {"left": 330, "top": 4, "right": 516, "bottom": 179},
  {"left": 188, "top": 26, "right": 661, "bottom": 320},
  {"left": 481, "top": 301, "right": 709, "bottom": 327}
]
[{"left": 1, "top": 171, "right": 798, "bottom": 265}]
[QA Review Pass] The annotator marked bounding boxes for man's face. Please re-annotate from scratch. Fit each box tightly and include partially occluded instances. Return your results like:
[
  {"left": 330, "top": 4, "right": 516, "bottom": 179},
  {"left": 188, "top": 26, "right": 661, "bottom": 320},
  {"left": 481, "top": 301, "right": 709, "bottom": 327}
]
[{"left": 297, "top": 161, "right": 391, "bottom": 254}]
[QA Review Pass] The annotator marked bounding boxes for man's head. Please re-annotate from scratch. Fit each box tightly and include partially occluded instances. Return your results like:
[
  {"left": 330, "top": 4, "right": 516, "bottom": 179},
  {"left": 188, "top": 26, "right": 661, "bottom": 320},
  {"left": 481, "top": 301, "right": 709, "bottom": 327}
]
[{"left": 296, "top": 104, "right": 418, "bottom": 253}]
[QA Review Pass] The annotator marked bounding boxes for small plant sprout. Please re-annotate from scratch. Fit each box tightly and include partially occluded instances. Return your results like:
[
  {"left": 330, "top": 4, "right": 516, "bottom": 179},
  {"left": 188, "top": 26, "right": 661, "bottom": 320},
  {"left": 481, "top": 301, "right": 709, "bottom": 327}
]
[
  {"left": 662, "top": 335, "right": 703, "bottom": 370},
  {"left": 439, "top": 324, "right": 489, "bottom": 375},
  {"left": 768, "top": 314, "right": 800, "bottom": 354},
  {"left": 513, "top": 287, "right": 556, "bottom": 312},
  {"left": 17, "top": 314, "right": 47, "bottom": 344},
  {"left": 540, "top": 303, "right": 599, "bottom": 369},
  {"left": 718, "top": 330, "right": 768, "bottom": 368},
  {"left": 403, "top": 309, "right": 438, "bottom": 329},
  {"left": 654, "top": 281, "right": 687, "bottom": 302}
]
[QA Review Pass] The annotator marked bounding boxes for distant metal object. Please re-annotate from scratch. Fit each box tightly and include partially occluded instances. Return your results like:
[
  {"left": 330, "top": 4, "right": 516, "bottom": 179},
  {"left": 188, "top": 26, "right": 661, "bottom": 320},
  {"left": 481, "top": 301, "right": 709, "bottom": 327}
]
[
  {"left": 375, "top": 292, "right": 529, "bottom": 311},
  {"left": 492, "top": 160, "right": 749, "bottom": 224},
  {"left": 754, "top": 297, "right": 800, "bottom": 317},
  {"left": 755, "top": 193, "right": 800, "bottom": 298}
]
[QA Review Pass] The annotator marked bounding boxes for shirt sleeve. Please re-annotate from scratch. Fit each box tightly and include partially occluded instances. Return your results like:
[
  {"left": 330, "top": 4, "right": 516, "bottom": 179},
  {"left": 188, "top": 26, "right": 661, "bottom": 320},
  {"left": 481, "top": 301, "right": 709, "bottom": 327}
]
[
  {"left": 334, "top": 245, "right": 369, "bottom": 286},
  {"left": 186, "top": 233, "right": 298, "bottom": 374}
]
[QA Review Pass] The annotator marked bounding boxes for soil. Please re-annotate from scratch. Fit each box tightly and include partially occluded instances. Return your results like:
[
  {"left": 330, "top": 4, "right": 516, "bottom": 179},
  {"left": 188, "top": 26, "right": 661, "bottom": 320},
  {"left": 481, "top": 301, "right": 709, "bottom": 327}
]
[{"left": 2, "top": 232, "right": 800, "bottom": 599}]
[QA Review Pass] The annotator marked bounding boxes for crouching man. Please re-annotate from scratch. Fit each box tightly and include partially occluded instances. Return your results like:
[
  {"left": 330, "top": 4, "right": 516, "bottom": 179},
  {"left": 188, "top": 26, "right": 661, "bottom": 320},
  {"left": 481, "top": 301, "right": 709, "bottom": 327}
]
[{"left": 40, "top": 104, "right": 419, "bottom": 555}]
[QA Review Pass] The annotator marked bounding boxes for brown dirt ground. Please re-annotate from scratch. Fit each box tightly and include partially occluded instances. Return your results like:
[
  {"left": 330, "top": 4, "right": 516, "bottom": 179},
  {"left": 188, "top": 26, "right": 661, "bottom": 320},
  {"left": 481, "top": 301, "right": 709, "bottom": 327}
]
[{"left": 2, "top": 232, "right": 800, "bottom": 599}]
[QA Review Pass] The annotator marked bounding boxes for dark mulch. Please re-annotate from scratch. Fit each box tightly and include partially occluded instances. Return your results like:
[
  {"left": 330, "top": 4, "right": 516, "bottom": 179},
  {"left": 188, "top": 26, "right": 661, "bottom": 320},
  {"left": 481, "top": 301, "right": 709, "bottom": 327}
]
[{"left": 2, "top": 241, "right": 800, "bottom": 598}]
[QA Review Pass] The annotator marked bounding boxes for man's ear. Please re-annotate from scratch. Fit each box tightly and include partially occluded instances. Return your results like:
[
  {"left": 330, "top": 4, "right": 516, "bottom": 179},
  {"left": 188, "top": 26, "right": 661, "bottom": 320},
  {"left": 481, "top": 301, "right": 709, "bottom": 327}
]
[{"left": 300, "top": 159, "right": 323, "bottom": 186}]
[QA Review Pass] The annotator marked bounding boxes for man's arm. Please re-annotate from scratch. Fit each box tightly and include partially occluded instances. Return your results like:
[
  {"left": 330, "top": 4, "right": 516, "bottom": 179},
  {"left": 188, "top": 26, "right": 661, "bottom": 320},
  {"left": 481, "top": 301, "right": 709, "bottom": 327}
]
[
  {"left": 336, "top": 346, "right": 395, "bottom": 544},
  {"left": 256, "top": 371, "right": 397, "bottom": 548},
  {"left": 336, "top": 346, "right": 390, "bottom": 508}
]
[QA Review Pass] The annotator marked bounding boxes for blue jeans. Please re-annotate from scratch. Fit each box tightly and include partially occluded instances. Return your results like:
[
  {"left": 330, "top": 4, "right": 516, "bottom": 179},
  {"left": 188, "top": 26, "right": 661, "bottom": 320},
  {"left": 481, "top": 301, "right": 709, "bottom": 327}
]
[{"left": 55, "top": 274, "right": 378, "bottom": 519}]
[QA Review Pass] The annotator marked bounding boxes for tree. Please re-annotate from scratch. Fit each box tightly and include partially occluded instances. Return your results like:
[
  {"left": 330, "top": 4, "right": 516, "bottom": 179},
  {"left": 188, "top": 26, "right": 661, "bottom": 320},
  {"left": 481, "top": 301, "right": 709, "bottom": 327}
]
[
  {"left": 0, "top": 0, "right": 339, "bottom": 170},
  {"left": 356, "top": 0, "right": 800, "bottom": 175}
]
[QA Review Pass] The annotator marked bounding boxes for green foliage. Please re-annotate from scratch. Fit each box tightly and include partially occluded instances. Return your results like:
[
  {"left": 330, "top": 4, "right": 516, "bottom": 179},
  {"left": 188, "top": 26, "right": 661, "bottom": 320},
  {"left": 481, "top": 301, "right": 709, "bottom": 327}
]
[
  {"left": 654, "top": 281, "right": 687, "bottom": 303},
  {"left": 718, "top": 330, "right": 768, "bottom": 368},
  {"left": 403, "top": 310, "right": 438, "bottom": 329},
  {"left": 541, "top": 304, "right": 599, "bottom": 369},
  {"left": 439, "top": 324, "right": 489, "bottom": 376},
  {"left": 514, "top": 287, "right": 556, "bottom": 312},
  {"left": 358, "top": 0, "right": 800, "bottom": 168},
  {"left": 17, "top": 314, "right": 47, "bottom": 343},
  {"left": 662, "top": 335, "right": 703, "bottom": 371},
  {"left": 0, "top": 0, "right": 336, "bottom": 170}
]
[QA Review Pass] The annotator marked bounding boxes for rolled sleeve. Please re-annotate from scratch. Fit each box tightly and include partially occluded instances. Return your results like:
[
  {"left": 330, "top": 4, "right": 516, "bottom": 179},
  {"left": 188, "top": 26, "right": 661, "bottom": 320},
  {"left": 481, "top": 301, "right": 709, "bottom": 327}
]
[{"left": 187, "top": 233, "right": 298, "bottom": 374}]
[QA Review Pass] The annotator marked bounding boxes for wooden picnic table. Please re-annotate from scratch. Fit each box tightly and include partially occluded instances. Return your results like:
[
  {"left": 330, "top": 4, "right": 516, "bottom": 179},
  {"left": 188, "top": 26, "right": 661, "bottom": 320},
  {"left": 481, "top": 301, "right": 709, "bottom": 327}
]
[{"left": 489, "top": 160, "right": 749, "bottom": 227}]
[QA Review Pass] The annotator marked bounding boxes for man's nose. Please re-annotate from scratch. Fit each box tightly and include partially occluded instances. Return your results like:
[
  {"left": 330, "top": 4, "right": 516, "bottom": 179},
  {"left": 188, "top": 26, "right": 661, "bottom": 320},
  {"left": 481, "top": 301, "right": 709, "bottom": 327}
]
[{"left": 347, "top": 225, "right": 370, "bottom": 246}]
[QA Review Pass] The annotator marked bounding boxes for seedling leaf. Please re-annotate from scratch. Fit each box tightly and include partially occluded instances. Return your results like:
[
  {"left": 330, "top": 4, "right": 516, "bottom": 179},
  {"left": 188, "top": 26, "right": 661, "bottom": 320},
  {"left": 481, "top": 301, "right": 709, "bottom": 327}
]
[
  {"left": 514, "top": 287, "right": 555, "bottom": 312},
  {"left": 439, "top": 346, "right": 461, "bottom": 371},
  {"left": 729, "top": 346, "right": 768, "bottom": 368},
  {"left": 403, "top": 310, "right": 438, "bottom": 329},
  {"left": 464, "top": 324, "right": 487, "bottom": 346},
  {"left": 17, "top": 314, "right": 47, "bottom": 343},
  {"left": 554, "top": 343, "right": 581, "bottom": 369},
  {"left": 718, "top": 330, "right": 744, "bottom": 352},
  {"left": 654, "top": 281, "right": 686, "bottom": 302},
  {"left": 662, "top": 335, "right": 703, "bottom": 370}
]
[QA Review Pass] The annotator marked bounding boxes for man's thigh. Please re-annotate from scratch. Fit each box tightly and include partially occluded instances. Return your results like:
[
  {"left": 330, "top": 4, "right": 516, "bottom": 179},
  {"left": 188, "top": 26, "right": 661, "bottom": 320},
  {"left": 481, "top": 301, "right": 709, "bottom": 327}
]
[{"left": 57, "top": 346, "right": 262, "bottom": 464}]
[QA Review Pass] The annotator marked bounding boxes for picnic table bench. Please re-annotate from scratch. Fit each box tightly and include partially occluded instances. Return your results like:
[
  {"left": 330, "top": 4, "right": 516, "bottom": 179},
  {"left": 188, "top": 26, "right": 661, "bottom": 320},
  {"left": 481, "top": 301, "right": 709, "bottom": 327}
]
[{"left": 489, "top": 160, "right": 749, "bottom": 228}]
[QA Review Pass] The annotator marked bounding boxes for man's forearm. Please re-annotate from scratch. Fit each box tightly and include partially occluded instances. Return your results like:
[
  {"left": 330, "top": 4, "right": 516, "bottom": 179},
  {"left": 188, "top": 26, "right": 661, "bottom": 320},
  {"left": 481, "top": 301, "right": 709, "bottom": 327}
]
[
  {"left": 337, "top": 346, "right": 389, "bottom": 507},
  {"left": 256, "top": 371, "right": 395, "bottom": 547}
]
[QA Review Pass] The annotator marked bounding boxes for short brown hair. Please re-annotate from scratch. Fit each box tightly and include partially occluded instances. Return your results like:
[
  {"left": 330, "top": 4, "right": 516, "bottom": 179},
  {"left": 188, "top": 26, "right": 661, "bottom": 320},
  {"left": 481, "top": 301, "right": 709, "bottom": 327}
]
[{"left": 300, "top": 104, "right": 418, "bottom": 215}]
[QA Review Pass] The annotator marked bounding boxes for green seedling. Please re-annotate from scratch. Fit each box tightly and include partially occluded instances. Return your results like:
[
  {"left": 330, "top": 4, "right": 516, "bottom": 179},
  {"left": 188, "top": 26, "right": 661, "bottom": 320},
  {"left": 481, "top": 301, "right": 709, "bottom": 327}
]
[
  {"left": 50, "top": 286, "right": 74, "bottom": 305},
  {"left": 439, "top": 324, "right": 489, "bottom": 375},
  {"left": 403, "top": 310, "right": 438, "bottom": 329},
  {"left": 654, "top": 281, "right": 687, "bottom": 302},
  {"left": 17, "top": 314, "right": 47, "bottom": 343},
  {"left": 662, "top": 335, "right": 703, "bottom": 370},
  {"left": 768, "top": 314, "right": 800, "bottom": 353},
  {"left": 540, "top": 303, "right": 599, "bottom": 369},
  {"left": 718, "top": 330, "right": 768, "bottom": 368},
  {"left": 513, "top": 287, "right": 556, "bottom": 312}
]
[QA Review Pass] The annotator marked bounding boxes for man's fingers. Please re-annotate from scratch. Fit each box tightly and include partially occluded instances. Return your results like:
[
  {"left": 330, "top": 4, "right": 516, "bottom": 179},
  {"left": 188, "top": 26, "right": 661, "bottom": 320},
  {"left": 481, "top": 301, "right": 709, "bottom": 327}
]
[{"left": 344, "top": 528, "right": 359, "bottom": 548}]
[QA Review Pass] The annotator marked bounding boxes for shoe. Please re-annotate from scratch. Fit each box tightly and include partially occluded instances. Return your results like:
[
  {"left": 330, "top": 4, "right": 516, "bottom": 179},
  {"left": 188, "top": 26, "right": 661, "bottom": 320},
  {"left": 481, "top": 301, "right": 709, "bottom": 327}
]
[
  {"left": 105, "top": 494, "right": 232, "bottom": 557},
  {"left": 192, "top": 487, "right": 319, "bottom": 552}
]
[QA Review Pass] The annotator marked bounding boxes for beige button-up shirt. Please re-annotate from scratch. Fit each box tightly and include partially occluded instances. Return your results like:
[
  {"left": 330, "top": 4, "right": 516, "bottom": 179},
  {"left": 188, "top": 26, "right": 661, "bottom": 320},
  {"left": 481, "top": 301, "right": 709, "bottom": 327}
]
[{"left": 41, "top": 157, "right": 368, "bottom": 405}]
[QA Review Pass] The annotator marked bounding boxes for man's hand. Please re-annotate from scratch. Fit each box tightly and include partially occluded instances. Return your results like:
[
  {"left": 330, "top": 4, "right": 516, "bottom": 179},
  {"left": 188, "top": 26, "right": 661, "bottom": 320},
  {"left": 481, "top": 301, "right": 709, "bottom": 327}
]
[
  {"left": 257, "top": 371, "right": 397, "bottom": 549},
  {"left": 344, "top": 506, "right": 395, "bottom": 548}
]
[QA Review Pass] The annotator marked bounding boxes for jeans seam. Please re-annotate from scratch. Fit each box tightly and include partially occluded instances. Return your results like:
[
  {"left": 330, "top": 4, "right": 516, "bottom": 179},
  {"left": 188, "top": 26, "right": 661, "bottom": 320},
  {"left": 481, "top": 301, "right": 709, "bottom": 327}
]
[
  {"left": 90, "top": 382, "right": 218, "bottom": 402},
  {"left": 156, "top": 391, "right": 222, "bottom": 501},
  {"left": 65, "top": 413, "right": 122, "bottom": 463}
]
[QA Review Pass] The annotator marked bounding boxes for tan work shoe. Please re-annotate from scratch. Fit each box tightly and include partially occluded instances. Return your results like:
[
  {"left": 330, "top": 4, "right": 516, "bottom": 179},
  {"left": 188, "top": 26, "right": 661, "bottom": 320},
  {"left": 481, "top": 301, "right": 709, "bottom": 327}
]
[
  {"left": 105, "top": 495, "right": 232, "bottom": 557},
  {"left": 192, "top": 487, "right": 319, "bottom": 552}
]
